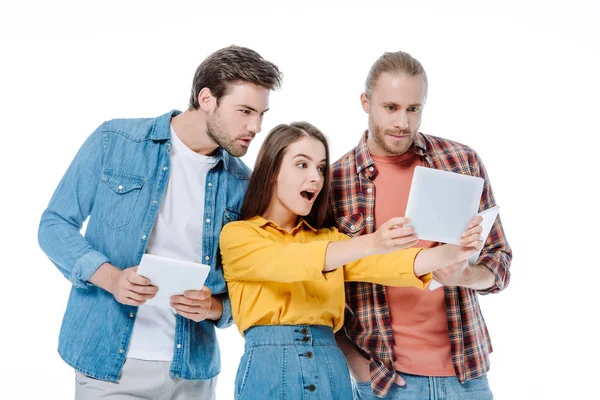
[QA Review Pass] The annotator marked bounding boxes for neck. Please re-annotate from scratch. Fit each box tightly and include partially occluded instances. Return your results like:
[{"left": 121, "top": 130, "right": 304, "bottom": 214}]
[
  {"left": 262, "top": 202, "right": 298, "bottom": 233},
  {"left": 171, "top": 109, "right": 219, "bottom": 155}
]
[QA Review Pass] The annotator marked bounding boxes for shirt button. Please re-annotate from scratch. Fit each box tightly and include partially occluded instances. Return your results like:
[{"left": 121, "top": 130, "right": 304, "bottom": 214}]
[
  {"left": 367, "top": 188, "right": 373, "bottom": 193},
  {"left": 129, "top": 312, "right": 134, "bottom": 318},
  {"left": 302, "top": 336, "right": 310, "bottom": 342},
  {"left": 119, "top": 349, "right": 124, "bottom": 354},
  {"left": 305, "top": 351, "right": 313, "bottom": 358},
  {"left": 141, "top": 235, "right": 147, "bottom": 240},
  {"left": 366, "top": 217, "right": 372, "bottom": 222},
  {"left": 308, "top": 384, "right": 316, "bottom": 392},
  {"left": 350, "top": 225, "right": 356, "bottom": 231},
  {"left": 300, "top": 328, "right": 309, "bottom": 334},
  {"left": 205, "top": 256, "right": 210, "bottom": 261},
  {"left": 176, "top": 344, "right": 182, "bottom": 349},
  {"left": 207, "top": 182, "right": 212, "bottom": 187},
  {"left": 163, "top": 167, "right": 168, "bottom": 171},
  {"left": 206, "top": 219, "right": 211, "bottom": 223},
  {"left": 117, "top": 185, "right": 123, "bottom": 191},
  {"left": 153, "top": 200, "right": 158, "bottom": 204},
  {"left": 369, "top": 167, "right": 374, "bottom": 172}
]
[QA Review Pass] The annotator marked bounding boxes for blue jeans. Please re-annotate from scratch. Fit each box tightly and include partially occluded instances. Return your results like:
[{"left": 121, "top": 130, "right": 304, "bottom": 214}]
[
  {"left": 235, "top": 325, "right": 353, "bottom": 400},
  {"left": 353, "top": 373, "right": 493, "bottom": 400}
]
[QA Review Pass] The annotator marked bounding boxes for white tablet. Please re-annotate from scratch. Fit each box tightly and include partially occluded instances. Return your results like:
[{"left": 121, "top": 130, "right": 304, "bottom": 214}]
[
  {"left": 405, "top": 166, "right": 484, "bottom": 245},
  {"left": 429, "top": 205, "right": 500, "bottom": 291},
  {"left": 136, "top": 254, "right": 211, "bottom": 309}
]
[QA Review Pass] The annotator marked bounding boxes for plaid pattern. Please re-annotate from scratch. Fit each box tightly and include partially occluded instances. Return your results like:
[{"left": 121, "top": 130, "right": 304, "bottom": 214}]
[{"left": 328, "top": 131, "right": 512, "bottom": 398}]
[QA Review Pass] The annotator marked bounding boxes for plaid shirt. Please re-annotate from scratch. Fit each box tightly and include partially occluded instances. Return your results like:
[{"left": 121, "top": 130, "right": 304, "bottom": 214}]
[{"left": 328, "top": 131, "right": 512, "bottom": 398}]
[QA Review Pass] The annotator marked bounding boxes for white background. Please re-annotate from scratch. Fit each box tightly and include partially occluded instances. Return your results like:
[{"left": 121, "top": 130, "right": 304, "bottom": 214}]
[{"left": 1, "top": 0, "right": 598, "bottom": 398}]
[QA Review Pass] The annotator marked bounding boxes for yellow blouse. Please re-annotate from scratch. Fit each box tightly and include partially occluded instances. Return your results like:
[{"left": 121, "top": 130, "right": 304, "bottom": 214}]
[{"left": 219, "top": 216, "right": 430, "bottom": 335}]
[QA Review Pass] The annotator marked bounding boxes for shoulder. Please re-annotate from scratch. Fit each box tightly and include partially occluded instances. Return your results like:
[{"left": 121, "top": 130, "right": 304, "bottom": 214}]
[
  {"left": 100, "top": 116, "right": 159, "bottom": 142},
  {"left": 423, "top": 132, "right": 478, "bottom": 157},
  {"left": 221, "top": 219, "right": 265, "bottom": 241},
  {"left": 331, "top": 147, "right": 357, "bottom": 171},
  {"left": 422, "top": 132, "right": 485, "bottom": 172},
  {"left": 224, "top": 155, "right": 252, "bottom": 181}
]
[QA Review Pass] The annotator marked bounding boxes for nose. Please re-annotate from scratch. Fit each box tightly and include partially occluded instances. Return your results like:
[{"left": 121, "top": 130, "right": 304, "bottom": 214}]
[
  {"left": 247, "top": 115, "right": 262, "bottom": 134},
  {"left": 393, "top": 111, "right": 409, "bottom": 130},
  {"left": 308, "top": 168, "right": 323, "bottom": 184}
]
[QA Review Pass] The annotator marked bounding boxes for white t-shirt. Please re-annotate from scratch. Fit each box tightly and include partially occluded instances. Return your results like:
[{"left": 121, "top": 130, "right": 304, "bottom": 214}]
[{"left": 127, "top": 125, "right": 216, "bottom": 361}]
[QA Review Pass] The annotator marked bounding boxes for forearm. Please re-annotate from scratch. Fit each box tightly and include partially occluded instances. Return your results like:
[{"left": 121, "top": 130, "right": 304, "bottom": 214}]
[
  {"left": 463, "top": 264, "right": 496, "bottom": 290},
  {"left": 324, "top": 234, "right": 375, "bottom": 272},
  {"left": 414, "top": 245, "right": 460, "bottom": 276},
  {"left": 335, "top": 334, "right": 371, "bottom": 381}
]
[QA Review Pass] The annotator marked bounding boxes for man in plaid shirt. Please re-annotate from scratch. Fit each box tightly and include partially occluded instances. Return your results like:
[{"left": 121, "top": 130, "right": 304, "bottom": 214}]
[{"left": 329, "top": 51, "right": 512, "bottom": 399}]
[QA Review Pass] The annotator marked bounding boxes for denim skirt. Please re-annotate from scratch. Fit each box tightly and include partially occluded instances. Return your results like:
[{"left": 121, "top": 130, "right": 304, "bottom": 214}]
[{"left": 234, "top": 325, "right": 353, "bottom": 400}]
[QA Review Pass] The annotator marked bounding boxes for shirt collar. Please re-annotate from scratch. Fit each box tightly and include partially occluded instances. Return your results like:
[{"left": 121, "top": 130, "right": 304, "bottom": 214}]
[
  {"left": 151, "top": 109, "right": 231, "bottom": 170},
  {"left": 250, "top": 216, "right": 318, "bottom": 233}
]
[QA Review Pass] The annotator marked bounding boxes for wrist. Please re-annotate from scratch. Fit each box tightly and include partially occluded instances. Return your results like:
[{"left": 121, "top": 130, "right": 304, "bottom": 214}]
[
  {"left": 468, "top": 264, "right": 496, "bottom": 290},
  {"left": 206, "top": 296, "right": 223, "bottom": 321},
  {"left": 106, "top": 265, "right": 121, "bottom": 295},
  {"left": 444, "top": 244, "right": 462, "bottom": 264},
  {"left": 88, "top": 262, "right": 120, "bottom": 294},
  {"left": 363, "top": 233, "right": 378, "bottom": 255}
]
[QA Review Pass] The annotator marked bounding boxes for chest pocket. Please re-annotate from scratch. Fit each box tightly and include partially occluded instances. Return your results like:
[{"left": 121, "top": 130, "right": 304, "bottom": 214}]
[
  {"left": 98, "top": 169, "right": 146, "bottom": 230},
  {"left": 336, "top": 213, "right": 365, "bottom": 238}
]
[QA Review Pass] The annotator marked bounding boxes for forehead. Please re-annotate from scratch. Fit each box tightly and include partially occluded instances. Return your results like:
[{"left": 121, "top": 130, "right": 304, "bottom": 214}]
[
  {"left": 285, "top": 136, "right": 326, "bottom": 160},
  {"left": 371, "top": 72, "right": 426, "bottom": 104},
  {"left": 220, "top": 82, "right": 270, "bottom": 110}
]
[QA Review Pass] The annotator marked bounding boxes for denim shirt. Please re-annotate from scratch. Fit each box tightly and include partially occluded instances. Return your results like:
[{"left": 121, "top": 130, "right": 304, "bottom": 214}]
[{"left": 38, "top": 110, "right": 250, "bottom": 381}]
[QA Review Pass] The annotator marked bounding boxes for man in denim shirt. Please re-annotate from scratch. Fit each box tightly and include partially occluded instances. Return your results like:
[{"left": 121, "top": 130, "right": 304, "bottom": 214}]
[{"left": 38, "top": 45, "right": 282, "bottom": 399}]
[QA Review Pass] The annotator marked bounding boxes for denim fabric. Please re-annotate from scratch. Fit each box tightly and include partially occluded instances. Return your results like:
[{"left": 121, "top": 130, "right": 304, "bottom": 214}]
[
  {"left": 353, "top": 372, "right": 493, "bottom": 400},
  {"left": 38, "top": 110, "right": 250, "bottom": 381},
  {"left": 235, "top": 325, "right": 353, "bottom": 400}
]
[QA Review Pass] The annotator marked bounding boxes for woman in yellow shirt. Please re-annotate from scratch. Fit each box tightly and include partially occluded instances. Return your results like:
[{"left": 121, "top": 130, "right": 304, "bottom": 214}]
[{"left": 219, "top": 122, "right": 482, "bottom": 400}]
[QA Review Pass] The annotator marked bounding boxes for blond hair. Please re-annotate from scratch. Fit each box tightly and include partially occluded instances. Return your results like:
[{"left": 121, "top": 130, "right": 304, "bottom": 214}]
[{"left": 365, "top": 51, "right": 428, "bottom": 97}]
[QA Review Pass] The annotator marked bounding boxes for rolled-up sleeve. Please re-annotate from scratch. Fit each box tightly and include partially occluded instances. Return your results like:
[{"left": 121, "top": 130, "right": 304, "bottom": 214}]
[{"left": 471, "top": 151, "right": 512, "bottom": 295}]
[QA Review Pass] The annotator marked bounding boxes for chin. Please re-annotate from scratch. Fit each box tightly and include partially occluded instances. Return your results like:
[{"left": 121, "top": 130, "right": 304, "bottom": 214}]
[{"left": 294, "top": 206, "right": 312, "bottom": 217}]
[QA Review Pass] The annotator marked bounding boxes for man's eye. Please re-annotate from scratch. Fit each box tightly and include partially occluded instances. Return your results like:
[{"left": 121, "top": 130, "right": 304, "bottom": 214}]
[
  {"left": 386, "top": 105, "right": 395, "bottom": 111},
  {"left": 409, "top": 107, "right": 421, "bottom": 113},
  {"left": 240, "top": 109, "right": 250, "bottom": 114}
]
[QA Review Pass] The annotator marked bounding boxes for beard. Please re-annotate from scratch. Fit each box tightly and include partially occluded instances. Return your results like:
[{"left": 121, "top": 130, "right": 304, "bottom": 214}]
[
  {"left": 206, "top": 111, "right": 249, "bottom": 157},
  {"left": 370, "top": 123, "right": 415, "bottom": 156}
]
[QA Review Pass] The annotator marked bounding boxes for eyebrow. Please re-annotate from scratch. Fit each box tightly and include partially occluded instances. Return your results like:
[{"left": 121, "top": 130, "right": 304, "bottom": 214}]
[
  {"left": 293, "top": 153, "right": 327, "bottom": 163},
  {"left": 382, "top": 101, "right": 423, "bottom": 108},
  {"left": 237, "top": 104, "right": 270, "bottom": 113}
]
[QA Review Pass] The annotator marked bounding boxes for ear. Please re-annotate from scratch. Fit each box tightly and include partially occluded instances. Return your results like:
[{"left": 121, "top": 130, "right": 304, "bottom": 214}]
[
  {"left": 360, "top": 93, "right": 370, "bottom": 114},
  {"left": 198, "top": 87, "right": 216, "bottom": 113}
]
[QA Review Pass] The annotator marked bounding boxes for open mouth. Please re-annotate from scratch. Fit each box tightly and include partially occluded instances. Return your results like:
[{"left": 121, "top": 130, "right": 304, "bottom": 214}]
[{"left": 300, "top": 190, "right": 316, "bottom": 202}]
